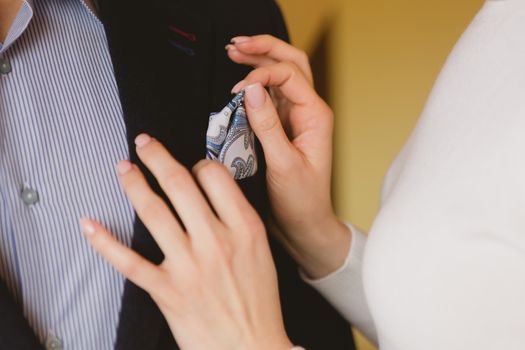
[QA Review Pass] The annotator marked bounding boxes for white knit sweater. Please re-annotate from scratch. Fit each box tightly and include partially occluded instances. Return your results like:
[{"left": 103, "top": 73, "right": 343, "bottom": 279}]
[{"left": 305, "top": 1, "right": 525, "bottom": 349}]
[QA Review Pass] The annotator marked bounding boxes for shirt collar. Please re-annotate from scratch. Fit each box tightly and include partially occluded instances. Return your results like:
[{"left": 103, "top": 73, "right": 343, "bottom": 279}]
[{"left": 0, "top": 0, "right": 34, "bottom": 54}]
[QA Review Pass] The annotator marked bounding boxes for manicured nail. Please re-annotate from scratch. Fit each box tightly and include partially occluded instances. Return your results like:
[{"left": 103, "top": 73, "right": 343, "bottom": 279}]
[
  {"left": 225, "top": 44, "right": 234, "bottom": 51},
  {"left": 80, "top": 218, "right": 96, "bottom": 236},
  {"left": 231, "top": 80, "right": 246, "bottom": 94},
  {"left": 231, "top": 36, "right": 251, "bottom": 44},
  {"left": 245, "top": 83, "right": 266, "bottom": 109},
  {"left": 116, "top": 160, "right": 133, "bottom": 175},
  {"left": 135, "top": 133, "right": 152, "bottom": 148}
]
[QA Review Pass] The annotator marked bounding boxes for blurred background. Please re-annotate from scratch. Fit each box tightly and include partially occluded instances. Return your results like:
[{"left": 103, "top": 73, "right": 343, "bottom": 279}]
[{"left": 276, "top": 0, "right": 484, "bottom": 349}]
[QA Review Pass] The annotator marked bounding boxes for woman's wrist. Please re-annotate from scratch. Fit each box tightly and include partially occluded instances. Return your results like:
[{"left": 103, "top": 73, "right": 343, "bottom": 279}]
[
  {"left": 298, "top": 217, "right": 352, "bottom": 279},
  {"left": 274, "top": 214, "right": 352, "bottom": 280}
]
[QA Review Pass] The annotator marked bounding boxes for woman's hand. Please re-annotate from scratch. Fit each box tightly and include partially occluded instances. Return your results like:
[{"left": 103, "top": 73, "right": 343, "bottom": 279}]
[
  {"left": 226, "top": 35, "right": 352, "bottom": 278},
  {"left": 80, "top": 134, "right": 293, "bottom": 350}
]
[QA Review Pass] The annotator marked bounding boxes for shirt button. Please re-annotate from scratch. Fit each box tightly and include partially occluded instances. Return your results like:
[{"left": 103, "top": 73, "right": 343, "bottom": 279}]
[
  {"left": 45, "top": 336, "right": 63, "bottom": 350},
  {"left": 0, "top": 58, "right": 12, "bottom": 75},
  {"left": 21, "top": 187, "right": 39, "bottom": 206}
]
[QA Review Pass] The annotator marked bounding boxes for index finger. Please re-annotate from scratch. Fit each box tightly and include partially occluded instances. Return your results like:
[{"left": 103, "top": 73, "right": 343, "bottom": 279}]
[
  {"left": 229, "top": 35, "right": 313, "bottom": 84},
  {"left": 232, "top": 62, "right": 319, "bottom": 107},
  {"left": 80, "top": 218, "right": 166, "bottom": 294}
]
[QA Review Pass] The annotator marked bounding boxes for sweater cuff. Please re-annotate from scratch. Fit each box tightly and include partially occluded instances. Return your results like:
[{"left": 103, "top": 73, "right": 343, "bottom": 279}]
[
  {"left": 299, "top": 223, "right": 378, "bottom": 343},
  {"left": 300, "top": 222, "right": 367, "bottom": 285}
]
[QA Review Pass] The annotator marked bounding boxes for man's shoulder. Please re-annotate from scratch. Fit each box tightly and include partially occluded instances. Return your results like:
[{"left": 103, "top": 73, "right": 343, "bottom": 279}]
[
  {"left": 208, "top": 0, "right": 288, "bottom": 42},
  {"left": 209, "top": 0, "right": 281, "bottom": 16}
]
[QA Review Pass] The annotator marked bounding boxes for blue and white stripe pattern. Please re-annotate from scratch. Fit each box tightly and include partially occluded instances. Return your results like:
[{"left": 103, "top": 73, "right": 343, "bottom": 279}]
[{"left": 0, "top": 0, "right": 135, "bottom": 348}]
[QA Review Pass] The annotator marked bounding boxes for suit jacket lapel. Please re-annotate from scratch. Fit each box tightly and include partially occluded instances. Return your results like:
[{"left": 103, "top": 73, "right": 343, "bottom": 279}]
[
  {"left": 97, "top": 0, "right": 213, "bottom": 348},
  {"left": 0, "top": 279, "right": 44, "bottom": 349}
]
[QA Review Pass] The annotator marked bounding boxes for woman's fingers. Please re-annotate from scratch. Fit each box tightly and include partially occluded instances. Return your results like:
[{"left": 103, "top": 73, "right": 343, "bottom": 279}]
[
  {"left": 243, "top": 83, "right": 297, "bottom": 170},
  {"left": 226, "top": 45, "right": 276, "bottom": 70},
  {"left": 228, "top": 35, "right": 313, "bottom": 84},
  {"left": 191, "top": 160, "right": 262, "bottom": 232},
  {"left": 133, "top": 134, "right": 221, "bottom": 238},
  {"left": 116, "top": 160, "right": 190, "bottom": 258},
  {"left": 232, "top": 62, "right": 318, "bottom": 106},
  {"left": 80, "top": 218, "right": 164, "bottom": 293}
]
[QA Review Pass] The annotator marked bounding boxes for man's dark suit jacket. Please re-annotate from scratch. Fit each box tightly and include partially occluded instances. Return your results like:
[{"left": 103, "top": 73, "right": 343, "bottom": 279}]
[{"left": 0, "top": 0, "right": 356, "bottom": 349}]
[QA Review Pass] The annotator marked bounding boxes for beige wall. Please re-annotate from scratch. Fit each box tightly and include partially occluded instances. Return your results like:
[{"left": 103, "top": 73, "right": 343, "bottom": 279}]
[{"left": 277, "top": 1, "right": 483, "bottom": 349}]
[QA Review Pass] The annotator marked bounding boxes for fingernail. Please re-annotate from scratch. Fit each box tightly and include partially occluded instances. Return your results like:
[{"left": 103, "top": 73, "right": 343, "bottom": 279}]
[
  {"left": 231, "top": 80, "right": 246, "bottom": 94},
  {"left": 135, "top": 133, "right": 152, "bottom": 148},
  {"left": 245, "top": 83, "right": 266, "bottom": 109},
  {"left": 80, "top": 218, "right": 96, "bottom": 236},
  {"left": 231, "top": 36, "right": 251, "bottom": 44},
  {"left": 225, "top": 44, "right": 234, "bottom": 51},
  {"left": 116, "top": 160, "right": 133, "bottom": 175}
]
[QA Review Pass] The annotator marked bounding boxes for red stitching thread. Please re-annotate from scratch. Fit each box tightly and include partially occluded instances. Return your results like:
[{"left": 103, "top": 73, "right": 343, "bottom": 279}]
[{"left": 168, "top": 24, "right": 197, "bottom": 42}]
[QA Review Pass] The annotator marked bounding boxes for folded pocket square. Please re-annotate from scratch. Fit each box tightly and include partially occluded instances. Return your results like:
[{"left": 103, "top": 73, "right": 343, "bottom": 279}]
[{"left": 206, "top": 91, "right": 258, "bottom": 180}]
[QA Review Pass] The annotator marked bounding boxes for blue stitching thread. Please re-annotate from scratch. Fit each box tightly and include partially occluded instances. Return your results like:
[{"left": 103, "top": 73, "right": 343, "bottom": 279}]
[{"left": 168, "top": 40, "right": 196, "bottom": 56}]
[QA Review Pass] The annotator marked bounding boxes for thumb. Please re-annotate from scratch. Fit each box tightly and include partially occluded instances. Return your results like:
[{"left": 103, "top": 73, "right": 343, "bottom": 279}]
[{"left": 244, "top": 83, "right": 295, "bottom": 170}]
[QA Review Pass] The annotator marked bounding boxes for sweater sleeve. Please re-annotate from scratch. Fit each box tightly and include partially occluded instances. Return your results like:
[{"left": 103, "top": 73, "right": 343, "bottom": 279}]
[{"left": 301, "top": 224, "right": 378, "bottom": 344}]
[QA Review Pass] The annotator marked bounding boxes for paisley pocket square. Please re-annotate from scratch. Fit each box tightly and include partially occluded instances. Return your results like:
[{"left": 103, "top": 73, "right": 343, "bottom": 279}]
[{"left": 206, "top": 91, "right": 258, "bottom": 180}]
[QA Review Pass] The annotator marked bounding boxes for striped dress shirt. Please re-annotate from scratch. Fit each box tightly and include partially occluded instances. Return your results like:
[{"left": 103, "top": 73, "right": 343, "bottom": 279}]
[{"left": 0, "top": 0, "right": 136, "bottom": 349}]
